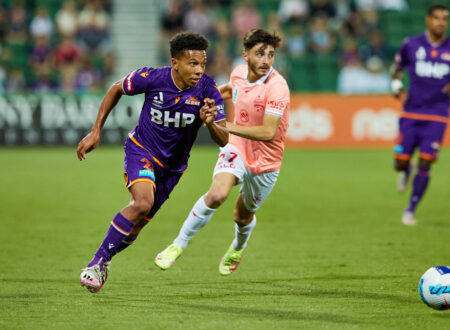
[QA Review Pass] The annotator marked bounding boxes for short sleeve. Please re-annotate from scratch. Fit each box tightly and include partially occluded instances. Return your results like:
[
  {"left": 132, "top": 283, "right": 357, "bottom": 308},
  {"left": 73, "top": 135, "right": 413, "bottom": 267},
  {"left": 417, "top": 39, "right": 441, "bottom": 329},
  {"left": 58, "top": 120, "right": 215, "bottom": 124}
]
[
  {"left": 122, "top": 67, "right": 154, "bottom": 95},
  {"left": 265, "top": 80, "right": 290, "bottom": 117},
  {"left": 204, "top": 81, "right": 226, "bottom": 122},
  {"left": 395, "top": 38, "right": 410, "bottom": 69}
]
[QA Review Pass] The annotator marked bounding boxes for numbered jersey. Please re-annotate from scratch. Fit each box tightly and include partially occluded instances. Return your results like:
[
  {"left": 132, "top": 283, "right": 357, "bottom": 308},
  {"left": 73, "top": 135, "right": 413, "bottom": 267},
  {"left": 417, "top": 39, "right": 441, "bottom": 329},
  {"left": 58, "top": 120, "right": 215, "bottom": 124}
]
[
  {"left": 228, "top": 65, "right": 290, "bottom": 174},
  {"left": 123, "top": 66, "right": 225, "bottom": 172},
  {"left": 395, "top": 33, "right": 450, "bottom": 119}
]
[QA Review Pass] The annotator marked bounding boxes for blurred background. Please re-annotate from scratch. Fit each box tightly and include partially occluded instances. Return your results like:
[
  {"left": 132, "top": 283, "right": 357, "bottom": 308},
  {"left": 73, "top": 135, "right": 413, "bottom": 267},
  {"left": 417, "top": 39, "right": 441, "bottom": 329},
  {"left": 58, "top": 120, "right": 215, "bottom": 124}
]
[{"left": 0, "top": 0, "right": 447, "bottom": 146}]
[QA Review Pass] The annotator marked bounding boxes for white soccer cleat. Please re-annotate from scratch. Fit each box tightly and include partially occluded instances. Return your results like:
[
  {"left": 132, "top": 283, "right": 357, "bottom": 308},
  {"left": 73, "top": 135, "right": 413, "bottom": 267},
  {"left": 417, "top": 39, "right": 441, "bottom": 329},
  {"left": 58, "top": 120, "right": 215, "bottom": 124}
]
[
  {"left": 155, "top": 244, "right": 183, "bottom": 270},
  {"left": 402, "top": 210, "right": 417, "bottom": 226},
  {"left": 80, "top": 264, "right": 103, "bottom": 293},
  {"left": 397, "top": 171, "right": 409, "bottom": 193}
]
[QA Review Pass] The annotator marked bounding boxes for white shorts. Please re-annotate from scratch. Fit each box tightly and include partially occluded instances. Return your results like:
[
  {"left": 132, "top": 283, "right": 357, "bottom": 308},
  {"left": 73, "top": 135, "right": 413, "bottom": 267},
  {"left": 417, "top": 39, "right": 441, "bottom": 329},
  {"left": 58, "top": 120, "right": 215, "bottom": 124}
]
[{"left": 213, "top": 144, "right": 279, "bottom": 212}]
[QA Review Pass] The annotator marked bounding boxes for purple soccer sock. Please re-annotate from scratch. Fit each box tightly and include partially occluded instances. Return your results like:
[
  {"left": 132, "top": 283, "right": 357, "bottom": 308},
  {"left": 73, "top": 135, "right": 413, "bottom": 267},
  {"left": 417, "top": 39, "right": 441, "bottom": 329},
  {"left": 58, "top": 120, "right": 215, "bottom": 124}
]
[
  {"left": 87, "top": 213, "right": 134, "bottom": 269},
  {"left": 406, "top": 167, "right": 430, "bottom": 213},
  {"left": 109, "top": 234, "right": 138, "bottom": 259}
]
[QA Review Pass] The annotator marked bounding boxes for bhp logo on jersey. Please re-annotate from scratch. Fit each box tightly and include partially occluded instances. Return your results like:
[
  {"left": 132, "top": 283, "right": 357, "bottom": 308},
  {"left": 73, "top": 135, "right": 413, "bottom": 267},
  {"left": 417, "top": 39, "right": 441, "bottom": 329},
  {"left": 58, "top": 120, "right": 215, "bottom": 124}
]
[
  {"left": 151, "top": 108, "right": 195, "bottom": 127},
  {"left": 415, "top": 61, "right": 449, "bottom": 79}
]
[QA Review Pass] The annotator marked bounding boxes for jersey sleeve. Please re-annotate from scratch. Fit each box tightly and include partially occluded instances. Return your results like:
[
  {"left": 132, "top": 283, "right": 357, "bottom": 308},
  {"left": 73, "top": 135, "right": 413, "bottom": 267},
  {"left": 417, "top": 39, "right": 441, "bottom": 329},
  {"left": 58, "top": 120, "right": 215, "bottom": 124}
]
[
  {"left": 265, "top": 80, "right": 290, "bottom": 117},
  {"left": 394, "top": 38, "right": 410, "bottom": 69},
  {"left": 204, "top": 80, "right": 226, "bottom": 122},
  {"left": 122, "top": 67, "right": 154, "bottom": 95}
]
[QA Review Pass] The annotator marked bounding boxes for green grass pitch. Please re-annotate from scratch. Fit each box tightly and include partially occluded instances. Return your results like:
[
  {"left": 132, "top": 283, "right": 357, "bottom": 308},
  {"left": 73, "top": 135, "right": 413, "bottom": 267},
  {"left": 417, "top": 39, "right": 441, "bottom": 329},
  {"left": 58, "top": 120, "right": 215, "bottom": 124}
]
[{"left": 1, "top": 146, "right": 450, "bottom": 329}]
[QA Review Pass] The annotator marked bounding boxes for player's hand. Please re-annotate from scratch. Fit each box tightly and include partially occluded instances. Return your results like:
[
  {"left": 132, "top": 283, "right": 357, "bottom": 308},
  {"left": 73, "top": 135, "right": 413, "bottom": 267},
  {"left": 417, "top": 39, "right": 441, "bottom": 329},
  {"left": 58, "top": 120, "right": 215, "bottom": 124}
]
[
  {"left": 394, "top": 89, "right": 407, "bottom": 103},
  {"left": 76, "top": 131, "right": 100, "bottom": 161},
  {"left": 200, "top": 98, "right": 218, "bottom": 126}
]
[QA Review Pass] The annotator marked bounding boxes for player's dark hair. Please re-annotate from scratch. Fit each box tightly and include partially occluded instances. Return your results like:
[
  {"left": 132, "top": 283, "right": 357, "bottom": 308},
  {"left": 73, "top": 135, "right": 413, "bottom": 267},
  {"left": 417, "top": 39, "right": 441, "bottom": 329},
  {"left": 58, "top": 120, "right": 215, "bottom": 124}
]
[
  {"left": 243, "top": 29, "right": 282, "bottom": 51},
  {"left": 427, "top": 4, "right": 449, "bottom": 16},
  {"left": 169, "top": 31, "right": 209, "bottom": 58}
]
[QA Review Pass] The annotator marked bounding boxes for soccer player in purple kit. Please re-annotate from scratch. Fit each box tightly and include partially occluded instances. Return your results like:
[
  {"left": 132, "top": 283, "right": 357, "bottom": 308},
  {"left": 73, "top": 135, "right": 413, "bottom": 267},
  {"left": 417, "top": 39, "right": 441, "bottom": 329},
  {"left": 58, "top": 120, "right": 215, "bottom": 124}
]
[
  {"left": 391, "top": 4, "right": 450, "bottom": 226},
  {"left": 76, "top": 31, "right": 228, "bottom": 293}
]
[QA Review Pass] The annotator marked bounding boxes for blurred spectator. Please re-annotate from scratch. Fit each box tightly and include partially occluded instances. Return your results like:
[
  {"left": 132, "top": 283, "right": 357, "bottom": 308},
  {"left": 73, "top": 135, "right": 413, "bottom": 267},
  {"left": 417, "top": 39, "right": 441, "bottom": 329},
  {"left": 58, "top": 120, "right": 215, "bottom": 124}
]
[
  {"left": 8, "top": 0, "right": 28, "bottom": 44},
  {"left": 339, "top": 37, "right": 359, "bottom": 67},
  {"left": 0, "top": 64, "right": 5, "bottom": 93},
  {"left": 310, "top": 0, "right": 336, "bottom": 19},
  {"left": 54, "top": 36, "right": 83, "bottom": 90},
  {"left": 341, "top": 9, "right": 368, "bottom": 39},
  {"left": 308, "top": 15, "right": 335, "bottom": 54},
  {"left": 161, "top": 0, "right": 186, "bottom": 36},
  {"left": 338, "top": 55, "right": 390, "bottom": 94},
  {"left": 75, "top": 57, "right": 102, "bottom": 91},
  {"left": 208, "top": 42, "right": 232, "bottom": 86},
  {"left": 285, "top": 25, "right": 307, "bottom": 58},
  {"left": 0, "top": 3, "right": 7, "bottom": 42},
  {"left": 29, "top": 36, "right": 53, "bottom": 75},
  {"left": 55, "top": 1, "right": 78, "bottom": 37},
  {"left": 7, "top": 67, "right": 26, "bottom": 91},
  {"left": 277, "top": 0, "right": 309, "bottom": 24},
  {"left": 77, "top": 0, "right": 110, "bottom": 52},
  {"left": 358, "top": 30, "right": 393, "bottom": 67},
  {"left": 356, "top": 0, "right": 408, "bottom": 11},
  {"left": 30, "top": 5, "right": 53, "bottom": 39},
  {"left": 232, "top": 0, "right": 262, "bottom": 38},
  {"left": 183, "top": 0, "right": 216, "bottom": 37}
]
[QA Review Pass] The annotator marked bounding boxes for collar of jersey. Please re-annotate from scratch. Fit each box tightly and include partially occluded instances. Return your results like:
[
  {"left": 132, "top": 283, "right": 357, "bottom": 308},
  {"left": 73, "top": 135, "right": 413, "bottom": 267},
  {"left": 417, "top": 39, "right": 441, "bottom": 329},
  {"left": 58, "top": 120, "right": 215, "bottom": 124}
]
[
  {"left": 424, "top": 31, "right": 447, "bottom": 48},
  {"left": 244, "top": 67, "right": 273, "bottom": 86}
]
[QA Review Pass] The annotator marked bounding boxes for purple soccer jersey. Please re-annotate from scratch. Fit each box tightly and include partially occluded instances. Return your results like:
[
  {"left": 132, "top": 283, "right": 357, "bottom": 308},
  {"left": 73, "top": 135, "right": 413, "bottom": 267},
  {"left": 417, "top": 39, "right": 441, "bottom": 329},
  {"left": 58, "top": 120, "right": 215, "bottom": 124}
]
[
  {"left": 395, "top": 33, "right": 450, "bottom": 118},
  {"left": 122, "top": 66, "right": 225, "bottom": 172}
]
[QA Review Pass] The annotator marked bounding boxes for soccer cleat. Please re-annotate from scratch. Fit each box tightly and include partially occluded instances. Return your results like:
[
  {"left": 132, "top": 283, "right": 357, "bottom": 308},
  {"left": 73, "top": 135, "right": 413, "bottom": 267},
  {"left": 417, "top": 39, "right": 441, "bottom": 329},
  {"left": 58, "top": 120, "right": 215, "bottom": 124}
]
[
  {"left": 154, "top": 244, "right": 183, "bottom": 270},
  {"left": 397, "top": 171, "right": 410, "bottom": 193},
  {"left": 80, "top": 264, "right": 103, "bottom": 293},
  {"left": 219, "top": 244, "right": 244, "bottom": 275},
  {"left": 402, "top": 210, "right": 417, "bottom": 226}
]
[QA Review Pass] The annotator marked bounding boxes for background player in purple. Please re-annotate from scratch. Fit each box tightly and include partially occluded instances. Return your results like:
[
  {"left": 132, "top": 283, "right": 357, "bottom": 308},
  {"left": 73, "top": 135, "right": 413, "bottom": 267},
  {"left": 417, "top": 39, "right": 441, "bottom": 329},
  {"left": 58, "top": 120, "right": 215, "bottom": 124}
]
[
  {"left": 76, "top": 31, "right": 228, "bottom": 293},
  {"left": 391, "top": 4, "right": 450, "bottom": 226}
]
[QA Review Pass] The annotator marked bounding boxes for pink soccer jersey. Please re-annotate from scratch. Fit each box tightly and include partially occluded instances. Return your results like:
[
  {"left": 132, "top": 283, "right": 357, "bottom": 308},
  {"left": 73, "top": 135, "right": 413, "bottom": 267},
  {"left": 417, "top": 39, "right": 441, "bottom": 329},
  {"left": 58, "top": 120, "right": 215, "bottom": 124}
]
[{"left": 228, "top": 65, "right": 290, "bottom": 174}]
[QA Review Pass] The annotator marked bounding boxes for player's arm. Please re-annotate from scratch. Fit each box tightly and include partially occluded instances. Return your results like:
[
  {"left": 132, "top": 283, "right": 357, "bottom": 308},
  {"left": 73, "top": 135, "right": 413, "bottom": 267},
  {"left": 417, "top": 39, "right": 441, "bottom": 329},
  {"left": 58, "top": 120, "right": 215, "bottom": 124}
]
[
  {"left": 76, "top": 79, "right": 125, "bottom": 160},
  {"left": 200, "top": 98, "right": 228, "bottom": 147},
  {"left": 226, "top": 113, "right": 281, "bottom": 142},
  {"left": 219, "top": 84, "right": 232, "bottom": 100}
]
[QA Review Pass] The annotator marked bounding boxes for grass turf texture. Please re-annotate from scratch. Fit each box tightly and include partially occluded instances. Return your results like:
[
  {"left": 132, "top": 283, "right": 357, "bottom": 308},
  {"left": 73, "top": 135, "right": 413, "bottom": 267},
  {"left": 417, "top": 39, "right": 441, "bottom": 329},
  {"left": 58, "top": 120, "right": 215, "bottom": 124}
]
[{"left": 1, "top": 146, "right": 450, "bottom": 329}]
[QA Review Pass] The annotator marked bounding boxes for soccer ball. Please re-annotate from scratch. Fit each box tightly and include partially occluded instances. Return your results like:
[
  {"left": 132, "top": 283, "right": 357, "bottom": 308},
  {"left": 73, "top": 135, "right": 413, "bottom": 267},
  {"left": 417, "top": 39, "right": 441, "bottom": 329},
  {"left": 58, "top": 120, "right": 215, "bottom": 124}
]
[{"left": 419, "top": 266, "right": 450, "bottom": 310}]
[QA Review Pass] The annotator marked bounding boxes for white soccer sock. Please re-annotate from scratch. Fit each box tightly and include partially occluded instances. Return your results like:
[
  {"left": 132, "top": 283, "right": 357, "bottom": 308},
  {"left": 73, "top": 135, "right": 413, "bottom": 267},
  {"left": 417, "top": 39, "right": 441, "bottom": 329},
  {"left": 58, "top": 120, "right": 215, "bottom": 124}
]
[
  {"left": 232, "top": 216, "right": 256, "bottom": 250},
  {"left": 173, "top": 196, "right": 216, "bottom": 249}
]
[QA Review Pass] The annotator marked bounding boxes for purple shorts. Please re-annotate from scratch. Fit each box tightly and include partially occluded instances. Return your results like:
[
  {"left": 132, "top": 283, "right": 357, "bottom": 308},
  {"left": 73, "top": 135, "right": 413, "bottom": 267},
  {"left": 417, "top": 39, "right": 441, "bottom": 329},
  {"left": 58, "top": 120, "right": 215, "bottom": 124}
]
[
  {"left": 123, "top": 138, "right": 183, "bottom": 220},
  {"left": 394, "top": 118, "right": 447, "bottom": 162}
]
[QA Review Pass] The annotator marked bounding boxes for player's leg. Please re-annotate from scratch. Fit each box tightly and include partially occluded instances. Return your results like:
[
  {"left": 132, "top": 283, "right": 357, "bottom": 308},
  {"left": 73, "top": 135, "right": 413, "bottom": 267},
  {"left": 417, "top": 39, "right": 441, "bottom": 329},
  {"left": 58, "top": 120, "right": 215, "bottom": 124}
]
[
  {"left": 394, "top": 118, "right": 416, "bottom": 192},
  {"left": 402, "top": 121, "right": 445, "bottom": 225},
  {"left": 155, "top": 144, "right": 244, "bottom": 270},
  {"left": 80, "top": 181, "right": 154, "bottom": 292},
  {"left": 155, "top": 172, "right": 237, "bottom": 270},
  {"left": 219, "top": 169, "right": 279, "bottom": 275}
]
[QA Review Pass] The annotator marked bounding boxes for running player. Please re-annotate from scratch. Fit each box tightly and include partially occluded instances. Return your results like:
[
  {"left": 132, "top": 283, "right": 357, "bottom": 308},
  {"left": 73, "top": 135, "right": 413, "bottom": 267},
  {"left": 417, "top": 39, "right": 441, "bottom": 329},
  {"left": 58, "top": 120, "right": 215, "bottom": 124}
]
[
  {"left": 391, "top": 4, "right": 450, "bottom": 226},
  {"left": 77, "top": 31, "right": 228, "bottom": 293},
  {"left": 154, "top": 29, "right": 290, "bottom": 275}
]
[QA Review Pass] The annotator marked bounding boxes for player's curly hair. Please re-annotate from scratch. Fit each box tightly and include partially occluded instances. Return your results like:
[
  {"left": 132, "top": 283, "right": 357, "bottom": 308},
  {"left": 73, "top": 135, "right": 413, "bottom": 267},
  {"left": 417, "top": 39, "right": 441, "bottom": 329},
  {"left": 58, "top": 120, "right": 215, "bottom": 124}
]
[
  {"left": 243, "top": 29, "right": 282, "bottom": 51},
  {"left": 427, "top": 3, "right": 449, "bottom": 16},
  {"left": 170, "top": 31, "right": 209, "bottom": 58}
]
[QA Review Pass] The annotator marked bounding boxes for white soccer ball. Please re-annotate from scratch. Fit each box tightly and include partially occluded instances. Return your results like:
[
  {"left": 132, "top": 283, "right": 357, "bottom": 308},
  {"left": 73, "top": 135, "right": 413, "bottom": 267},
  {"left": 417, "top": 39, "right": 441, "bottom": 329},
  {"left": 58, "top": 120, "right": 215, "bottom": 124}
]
[{"left": 419, "top": 266, "right": 450, "bottom": 310}]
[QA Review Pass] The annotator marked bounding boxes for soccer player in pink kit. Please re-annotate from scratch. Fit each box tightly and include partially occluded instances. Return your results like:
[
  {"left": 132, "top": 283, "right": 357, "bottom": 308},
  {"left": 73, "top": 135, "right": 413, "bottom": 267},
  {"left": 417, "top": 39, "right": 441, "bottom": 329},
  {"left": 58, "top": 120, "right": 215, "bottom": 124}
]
[
  {"left": 155, "top": 29, "right": 290, "bottom": 275},
  {"left": 391, "top": 4, "right": 450, "bottom": 226}
]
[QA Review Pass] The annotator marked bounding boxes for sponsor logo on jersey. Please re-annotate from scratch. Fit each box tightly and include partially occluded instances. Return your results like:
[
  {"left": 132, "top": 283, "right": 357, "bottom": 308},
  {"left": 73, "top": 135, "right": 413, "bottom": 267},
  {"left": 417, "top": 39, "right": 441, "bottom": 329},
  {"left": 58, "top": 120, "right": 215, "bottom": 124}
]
[
  {"left": 268, "top": 100, "right": 286, "bottom": 111},
  {"left": 126, "top": 70, "right": 137, "bottom": 92},
  {"left": 140, "top": 71, "right": 149, "bottom": 78},
  {"left": 150, "top": 108, "right": 196, "bottom": 127},
  {"left": 185, "top": 97, "right": 200, "bottom": 106},
  {"left": 416, "top": 47, "right": 426, "bottom": 60},
  {"left": 415, "top": 61, "right": 449, "bottom": 79},
  {"left": 232, "top": 87, "right": 239, "bottom": 103},
  {"left": 442, "top": 52, "right": 450, "bottom": 61},
  {"left": 152, "top": 92, "right": 164, "bottom": 107},
  {"left": 240, "top": 110, "right": 249, "bottom": 122},
  {"left": 139, "top": 169, "right": 155, "bottom": 178}
]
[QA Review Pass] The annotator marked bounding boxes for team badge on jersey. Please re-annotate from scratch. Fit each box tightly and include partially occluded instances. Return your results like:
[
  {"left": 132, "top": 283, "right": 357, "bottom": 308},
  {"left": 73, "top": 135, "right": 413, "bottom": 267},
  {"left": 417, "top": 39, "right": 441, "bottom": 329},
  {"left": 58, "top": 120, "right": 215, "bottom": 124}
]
[
  {"left": 416, "top": 47, "right": 426, "bottom": 60},
  {"left": 152, "top": 92, "right": 164, "bottom": 107}
]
